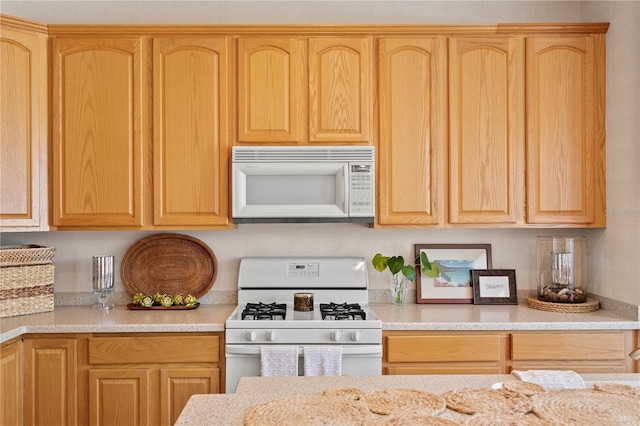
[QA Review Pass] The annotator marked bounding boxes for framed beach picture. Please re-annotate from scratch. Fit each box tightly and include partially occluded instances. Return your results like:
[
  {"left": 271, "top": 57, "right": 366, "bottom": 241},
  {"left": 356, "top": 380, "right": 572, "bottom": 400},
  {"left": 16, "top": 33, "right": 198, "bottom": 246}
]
[{"left": 415, "top": 244, "right": 492, "bottom": 304}]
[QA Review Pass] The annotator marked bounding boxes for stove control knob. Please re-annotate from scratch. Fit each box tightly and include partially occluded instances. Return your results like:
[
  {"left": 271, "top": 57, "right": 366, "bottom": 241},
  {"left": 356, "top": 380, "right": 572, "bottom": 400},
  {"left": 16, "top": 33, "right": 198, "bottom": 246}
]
[
  {"left": 350, "top": 330, "right": 362, "bottom": 342},
  {"left": 331, "top": 330, "right": 342, "bottom": 341},
  {"left": 246, "top": 331, "right": 257, "bottom": 342},
  {"left": 266, "top": 330, "right": 276, "bottom": 341}
]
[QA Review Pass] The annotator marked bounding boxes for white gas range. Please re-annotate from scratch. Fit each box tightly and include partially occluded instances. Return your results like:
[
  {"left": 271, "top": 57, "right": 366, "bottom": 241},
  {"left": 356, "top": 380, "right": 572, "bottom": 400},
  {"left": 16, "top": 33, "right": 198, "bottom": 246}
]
[{"left": 225, "top": 257, "right": 382, "bottom": 393}]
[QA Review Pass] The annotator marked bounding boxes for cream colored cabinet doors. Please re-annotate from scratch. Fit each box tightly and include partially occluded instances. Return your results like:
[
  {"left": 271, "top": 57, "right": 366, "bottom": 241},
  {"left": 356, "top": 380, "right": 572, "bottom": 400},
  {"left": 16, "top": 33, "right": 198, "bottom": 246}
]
[
  {"left": 376, "top": 37, "right": 446, "bottom": 226},
  {"left": 23, "top": 338, "right": 77, "bottom": 426},
  {"left": 448, "top": 37, "right": 525, "bottom": 225},
  {"left": 51, "top": 36, "right": 148, "bottom": 228},
  {"left": 0, "top": 17, "right": 48, "bottom": 231},
  {"left": 236, "top": 36, "right": 372, "bottom": 144},
  {"left": 153, "top": 37, "right": 230, "bottom": 227},
  {"left": 526, "top": 35, "right": 606, "bottom": 226}
]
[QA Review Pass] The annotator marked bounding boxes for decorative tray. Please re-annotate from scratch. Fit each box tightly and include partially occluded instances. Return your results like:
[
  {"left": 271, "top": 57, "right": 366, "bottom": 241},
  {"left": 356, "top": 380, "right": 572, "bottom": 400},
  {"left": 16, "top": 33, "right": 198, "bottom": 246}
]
[
  {"left": 120, "top": 233, "right": 217, "bottom": 299},
  {"left": 126, "top": 303, "right": 200, "bottom": 311}
]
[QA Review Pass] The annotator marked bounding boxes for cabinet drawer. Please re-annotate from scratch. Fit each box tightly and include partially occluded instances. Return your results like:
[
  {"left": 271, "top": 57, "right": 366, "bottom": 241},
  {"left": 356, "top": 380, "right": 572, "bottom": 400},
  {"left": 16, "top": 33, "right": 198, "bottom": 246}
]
[
  {"left": 89, "top": 335, "right": 219, "bottom": 364},
  {"left": 511, "top": 333, "right": 626, "bottom": 361},
  {"left": 386, "top": 335, "right": 501, "bottom": 363}
]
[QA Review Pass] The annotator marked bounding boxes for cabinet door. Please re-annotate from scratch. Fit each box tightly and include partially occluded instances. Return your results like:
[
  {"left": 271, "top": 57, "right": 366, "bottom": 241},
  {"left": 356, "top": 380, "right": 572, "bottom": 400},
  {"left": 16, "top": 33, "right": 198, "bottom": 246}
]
[
  {"left": 0, "top": 341, "right": 23, "bottom": 426},
  {"left": 89, "top": 369, "right": 152, "bottom": 426},
  {"left": 308, "top": 37, "right": 371, "bottom": 143},
  {"left": 0, "top": 19, "right": 48, "bottom": 231},
  {"left": 526, "top": 35, "right": 606, "bottom": 226},
  {"left": 23, "top": 338, "right": 77, "bottom": 426},
  {"left": 51, "top": 37, "right": 148, "bottom": 228},
  {"left": 159, "top": 368, "right": 220, "bottom": 426},
  {"left": 377, "top": 37, "right": 446, "bottom": 226},
  {"left": 153, "top": 37, "right": 230, "bottom": 227},
  {"left": 449, "top": 37, "right": 525, "bottom": 224},
  {"left": 236, "top": 37, "right": 304, "bottom": 143}
]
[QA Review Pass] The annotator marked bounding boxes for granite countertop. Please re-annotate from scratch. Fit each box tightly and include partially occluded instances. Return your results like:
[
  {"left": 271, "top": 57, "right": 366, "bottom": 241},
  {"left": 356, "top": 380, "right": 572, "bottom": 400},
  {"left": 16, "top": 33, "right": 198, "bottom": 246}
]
[
  {"left": 175, "top": 373, "right": 640, "bottom": 425},
  {"left": 1, "top": 301, "right": 638, "bottom": 343},
  {"left": 371, "top": 301, "right": 640, "bottom": 331},
  {"left": 0, "top": 304, "right": 236, "bottom": 343}
]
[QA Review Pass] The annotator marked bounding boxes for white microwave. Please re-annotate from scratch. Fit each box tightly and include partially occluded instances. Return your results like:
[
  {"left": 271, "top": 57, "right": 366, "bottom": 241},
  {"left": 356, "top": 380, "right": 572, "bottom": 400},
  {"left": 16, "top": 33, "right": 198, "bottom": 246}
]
[{"left": 232, "top": 146, "right": 375, "bottom": 224}]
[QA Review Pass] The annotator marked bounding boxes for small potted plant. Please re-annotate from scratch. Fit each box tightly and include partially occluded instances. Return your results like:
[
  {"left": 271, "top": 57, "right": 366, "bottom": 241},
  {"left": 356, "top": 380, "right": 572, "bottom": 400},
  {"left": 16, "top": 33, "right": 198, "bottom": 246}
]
[{"left": 372, "top": 252, "right": 436, "bottom": 305}]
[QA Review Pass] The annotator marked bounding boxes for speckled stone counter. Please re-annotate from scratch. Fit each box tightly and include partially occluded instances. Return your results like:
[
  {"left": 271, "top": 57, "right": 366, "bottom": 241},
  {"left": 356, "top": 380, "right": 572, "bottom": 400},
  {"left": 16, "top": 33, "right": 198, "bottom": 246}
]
[
  {"left": 2, "top": 301, "right": 638, "bottom": 343},
  {"left": 175, "top": 373, "right": 640, "bottom": 425},
  {"left": 0, "top": 304, "right": 235, "bottom": 343},
  {"left": 371, "top": 301, "right": 640, "bottom": 330}
]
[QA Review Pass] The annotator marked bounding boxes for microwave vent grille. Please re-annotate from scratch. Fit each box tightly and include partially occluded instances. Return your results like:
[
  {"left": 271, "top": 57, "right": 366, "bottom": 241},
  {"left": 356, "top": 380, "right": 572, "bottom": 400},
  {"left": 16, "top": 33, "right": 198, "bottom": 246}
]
[{"left": 232, "top": 146, "right": 374, "bottom": 162}]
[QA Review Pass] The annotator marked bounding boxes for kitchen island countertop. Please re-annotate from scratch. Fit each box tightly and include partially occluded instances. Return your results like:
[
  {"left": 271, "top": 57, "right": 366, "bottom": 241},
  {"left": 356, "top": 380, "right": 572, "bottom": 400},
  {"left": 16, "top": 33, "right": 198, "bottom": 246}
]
[
  {"left": 175, "top": 373, "right": 640, "bottom": 425},
  {"left": 1, "top": 301, "right": 638, "bottom": 343}
]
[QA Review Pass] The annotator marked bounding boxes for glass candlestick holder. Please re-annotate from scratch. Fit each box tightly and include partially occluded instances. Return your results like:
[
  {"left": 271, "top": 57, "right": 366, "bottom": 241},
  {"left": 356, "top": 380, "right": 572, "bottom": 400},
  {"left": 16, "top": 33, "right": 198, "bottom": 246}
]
[{"left": 92, "top": 255, "right": 114, "bottom": 309}]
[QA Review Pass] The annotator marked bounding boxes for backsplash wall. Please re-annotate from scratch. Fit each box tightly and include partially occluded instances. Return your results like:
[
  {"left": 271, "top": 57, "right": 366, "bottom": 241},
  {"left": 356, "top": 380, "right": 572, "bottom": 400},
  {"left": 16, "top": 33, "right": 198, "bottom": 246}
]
[{"left": 3, "top": 227, "right": 600, "bottom": 299}]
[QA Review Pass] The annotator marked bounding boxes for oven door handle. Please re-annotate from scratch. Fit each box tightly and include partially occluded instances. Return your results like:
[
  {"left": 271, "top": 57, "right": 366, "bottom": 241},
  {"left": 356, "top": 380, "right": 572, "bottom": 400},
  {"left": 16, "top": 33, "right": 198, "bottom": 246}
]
[{"left": 225, "top": 345, "right": 381, "bottom": 356}]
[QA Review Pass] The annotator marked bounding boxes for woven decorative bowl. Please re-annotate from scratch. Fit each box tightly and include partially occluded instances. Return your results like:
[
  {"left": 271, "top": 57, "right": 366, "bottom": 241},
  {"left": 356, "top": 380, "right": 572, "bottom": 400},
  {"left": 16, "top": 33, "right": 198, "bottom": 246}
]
[{"left": 120, "top": 234, "right": 217, "bottom": 299}]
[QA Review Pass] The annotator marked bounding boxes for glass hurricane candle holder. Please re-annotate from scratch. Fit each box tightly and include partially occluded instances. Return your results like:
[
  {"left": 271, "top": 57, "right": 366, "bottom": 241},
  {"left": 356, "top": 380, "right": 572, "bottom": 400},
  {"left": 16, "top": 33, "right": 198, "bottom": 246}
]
[
  {"left": 92, "top": 255, "right": 114, "bottom": 309},
  {"left": 537, "top": 237, "right": 587, "bottom": 303}
]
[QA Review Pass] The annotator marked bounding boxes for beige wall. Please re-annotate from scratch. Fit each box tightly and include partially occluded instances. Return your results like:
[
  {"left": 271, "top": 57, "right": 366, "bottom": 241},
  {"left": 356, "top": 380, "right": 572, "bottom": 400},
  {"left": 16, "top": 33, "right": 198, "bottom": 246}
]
[{"left": 2, "top": 1, "right": 638, "bottom": 306}]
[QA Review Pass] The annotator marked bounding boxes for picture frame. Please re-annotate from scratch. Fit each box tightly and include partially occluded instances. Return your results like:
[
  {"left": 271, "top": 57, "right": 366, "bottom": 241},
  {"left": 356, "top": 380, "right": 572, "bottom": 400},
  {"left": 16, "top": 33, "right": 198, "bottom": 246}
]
[
  {"left": 415, "top": 244, "right": 492, "bottom": 304},
  {"left": 472, "top": 269, "right": 517, "bottom": 305}
]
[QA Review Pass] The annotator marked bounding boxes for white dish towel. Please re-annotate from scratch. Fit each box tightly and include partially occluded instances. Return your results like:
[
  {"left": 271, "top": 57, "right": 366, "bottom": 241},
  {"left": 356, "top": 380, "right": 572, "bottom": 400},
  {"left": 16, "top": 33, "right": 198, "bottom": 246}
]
[
  {"left": 511, "top": 369, "right": 585, "bottom": 390},
  {"left": 260, "top": 346, "right": 299, "bottom": 377},
  {"left": 304, "top": 346, "right": 342, "bottom": 376}
]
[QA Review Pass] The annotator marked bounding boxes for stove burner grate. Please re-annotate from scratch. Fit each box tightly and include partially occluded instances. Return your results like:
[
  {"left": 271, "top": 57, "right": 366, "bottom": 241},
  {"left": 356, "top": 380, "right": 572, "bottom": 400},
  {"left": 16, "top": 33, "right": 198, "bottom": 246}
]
[
  {"left": 241, "top": 302, "right": 287, "bottom": 320},
  {"left": 320, "top": 302, "right": 366, "bottom": 320}
]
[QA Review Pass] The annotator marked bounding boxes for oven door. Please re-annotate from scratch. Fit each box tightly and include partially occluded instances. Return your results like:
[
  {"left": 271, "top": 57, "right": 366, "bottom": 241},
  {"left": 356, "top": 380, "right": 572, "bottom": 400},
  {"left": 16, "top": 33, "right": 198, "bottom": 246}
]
[{"left": 225, "top": 345, "right": 382, "bottom": 394}]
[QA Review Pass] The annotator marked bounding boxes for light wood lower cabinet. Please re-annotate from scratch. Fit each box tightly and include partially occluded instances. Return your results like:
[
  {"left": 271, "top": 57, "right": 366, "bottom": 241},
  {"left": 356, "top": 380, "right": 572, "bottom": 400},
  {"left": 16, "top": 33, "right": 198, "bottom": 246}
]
[
  {"left": 510, "top": 331, "right": 633, "bottom": 373},
  {"left": 0, "top": 340, "right": 23, "bottom": 426},
  {"left": 384, "top": 330, "right": 636, "bottom": 375},
  {"left": 23, "top": 337, "right": 78, "bottom": 426},
  {"left": 384, "top": 332, "right": 505, "bottom": 375},
  {"left": 81, "top": 333, "right": 222, "bottom": 426}
]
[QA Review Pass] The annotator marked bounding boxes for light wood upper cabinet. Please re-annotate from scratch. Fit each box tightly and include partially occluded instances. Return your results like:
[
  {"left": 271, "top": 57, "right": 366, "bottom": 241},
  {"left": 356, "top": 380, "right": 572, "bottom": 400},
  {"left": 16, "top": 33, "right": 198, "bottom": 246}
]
[
  {"left": 153, "top": 37, "right": 230, "bottom": 227},
  {"left": 448, "top": 37, "right": 525, "bottom": 224},
  {"left": 0, "top": 17, "right": 48, "bottom": 231},
  {"left": 377, "top": 37, "right": 446, "bottom": 226},
  {"left": 236, "top": 37, "right": 304, "bottom": 143},
  {"left": 309, "top": 37, "right": 372, "bottom": 143},
  {"left": 51, "top": 36, "right": 148, "bottom": 228},
  {"left": 236, "top": 36, "right": 372, "bottom": 145},
  {"left": 526, "top": 35, "right": 606, "bottom": 226}
]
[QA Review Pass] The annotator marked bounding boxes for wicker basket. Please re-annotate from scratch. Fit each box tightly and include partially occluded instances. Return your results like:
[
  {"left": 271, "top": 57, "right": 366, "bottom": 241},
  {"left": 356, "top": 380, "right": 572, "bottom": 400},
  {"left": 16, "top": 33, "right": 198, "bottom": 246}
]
[
  {"left": 0, "top": 245, "right": 55, "bottom": 318},
  {"left": 0, "top": 245, "right": 56, "bottom": 267}
]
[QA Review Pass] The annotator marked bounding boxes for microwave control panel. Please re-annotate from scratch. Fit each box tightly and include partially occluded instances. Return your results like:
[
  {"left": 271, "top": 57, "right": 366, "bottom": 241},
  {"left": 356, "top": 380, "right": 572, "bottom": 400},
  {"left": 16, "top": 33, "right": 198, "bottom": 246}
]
[{"left": 349, "top": 163, "right": 374, "bottom": 216}]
